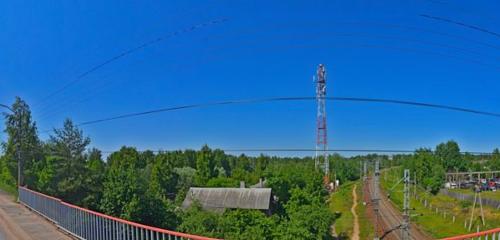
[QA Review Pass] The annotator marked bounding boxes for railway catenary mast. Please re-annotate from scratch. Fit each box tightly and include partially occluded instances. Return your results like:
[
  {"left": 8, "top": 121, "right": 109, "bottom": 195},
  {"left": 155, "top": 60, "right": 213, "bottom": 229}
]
[{"left": 315, "top": 64, "right": 329, "bottom": 177}]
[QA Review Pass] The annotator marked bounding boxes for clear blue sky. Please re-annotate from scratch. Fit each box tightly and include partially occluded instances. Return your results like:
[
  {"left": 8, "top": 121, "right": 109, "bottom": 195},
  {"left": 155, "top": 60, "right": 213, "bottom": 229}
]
[{"left": 1, "top": 1, "right": 499, "bottom": 155}]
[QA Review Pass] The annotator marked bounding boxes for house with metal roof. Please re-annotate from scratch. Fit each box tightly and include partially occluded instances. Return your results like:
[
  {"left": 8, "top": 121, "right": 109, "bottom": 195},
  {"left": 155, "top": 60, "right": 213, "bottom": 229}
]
[{"left": 181, "top": 187, "right": 272, "bottom": 212}]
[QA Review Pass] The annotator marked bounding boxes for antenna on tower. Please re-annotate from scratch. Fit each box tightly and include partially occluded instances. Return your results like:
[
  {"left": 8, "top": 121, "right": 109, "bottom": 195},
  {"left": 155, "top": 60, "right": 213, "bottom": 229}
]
[{"left": 315, "top": 64, "right": 330, "bottom": 184}]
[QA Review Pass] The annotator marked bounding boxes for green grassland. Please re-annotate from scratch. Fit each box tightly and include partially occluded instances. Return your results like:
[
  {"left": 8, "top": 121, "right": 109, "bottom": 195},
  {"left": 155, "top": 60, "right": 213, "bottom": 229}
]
[
  {"left": 329, "top": 181, "right": 374, "bottom": 239},
  {"left": 381, "top": 168, "right": 500, "bottom": 239},
  {"left": 329, "top": 182, "right": 355, "bottom": 239}
]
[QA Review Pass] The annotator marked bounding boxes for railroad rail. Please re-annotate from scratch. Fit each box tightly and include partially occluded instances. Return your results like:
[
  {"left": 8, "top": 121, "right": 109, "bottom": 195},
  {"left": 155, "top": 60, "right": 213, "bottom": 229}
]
[{"left": 18, "top": 186, "right": 219, "bottom": 240}]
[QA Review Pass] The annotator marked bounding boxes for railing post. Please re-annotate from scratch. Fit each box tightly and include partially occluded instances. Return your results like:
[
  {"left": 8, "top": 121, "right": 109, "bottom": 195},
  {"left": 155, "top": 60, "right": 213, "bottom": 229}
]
[{"left": 18, "top": 187, "right": 219, "bottom": 240}]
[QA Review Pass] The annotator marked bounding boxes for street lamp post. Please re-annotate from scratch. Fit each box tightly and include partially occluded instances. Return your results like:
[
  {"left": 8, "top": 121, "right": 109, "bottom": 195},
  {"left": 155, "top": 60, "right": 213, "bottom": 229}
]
[{"left": 0, "top": 104, "right": 21, "bottom": 188}]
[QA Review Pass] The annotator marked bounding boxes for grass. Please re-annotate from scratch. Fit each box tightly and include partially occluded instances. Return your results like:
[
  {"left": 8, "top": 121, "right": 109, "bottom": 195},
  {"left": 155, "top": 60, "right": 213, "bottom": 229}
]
[
  {"left": 0, "top": 181, "right": 16, "bottom": 195},
  {"left": 449, "top": 188, "right": 500, "bottom": 201},
  {"left": 381, "top": 168, "right": 500, "bottom": 239},
  {"left": 329, "top": 181, "right": 355, "bottom": 239},
  {"left": 0, "top": 181, "right": 17, "bottom": 199},
  {"left": 329, "top": 181, "right": 374, "bottom": 239}
]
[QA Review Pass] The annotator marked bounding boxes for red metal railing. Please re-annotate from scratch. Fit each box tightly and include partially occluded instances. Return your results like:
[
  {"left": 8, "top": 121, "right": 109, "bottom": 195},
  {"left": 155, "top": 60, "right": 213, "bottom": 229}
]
[
  {"left": 441, "top": 228, "right": 500, "bottom": 240},
  {"left": 19, "top": 186, "right": 220, "bottom": 240}
]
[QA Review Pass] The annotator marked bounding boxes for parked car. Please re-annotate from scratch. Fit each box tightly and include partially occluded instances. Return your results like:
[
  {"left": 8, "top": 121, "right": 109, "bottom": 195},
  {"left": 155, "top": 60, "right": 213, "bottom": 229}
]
[
  {"left": 461, "top": 181, "right": 475, "bottom": 189},
  {"left": 488, "top": 180, "right": 496, "bottom": 191},
  {"left": 481, "top": 181, "right": 489, "bottom": 191}
]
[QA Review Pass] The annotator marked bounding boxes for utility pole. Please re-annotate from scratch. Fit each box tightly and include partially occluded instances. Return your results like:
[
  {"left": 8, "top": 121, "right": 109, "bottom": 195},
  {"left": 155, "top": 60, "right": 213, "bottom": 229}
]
[
  {"left": 360, "top": 160, "right": 363, "bottom": 180},
  {"left": 414, "top": 171, "right": 417, "bottom": 197},
  {"left": 402, "top": 169, "right": 411, "bottom": 240},
  {"left": 373, "top": 159, "right": 380, "bottom": 240},
  {"left": 363, "top": 161, "right": 368, "bottom": 181},
  {"left": 469, "top": 184, "right": 486, "bottom": 231},
  {"left": 314, "top": 64, "right": 329, "bottom": 183}
]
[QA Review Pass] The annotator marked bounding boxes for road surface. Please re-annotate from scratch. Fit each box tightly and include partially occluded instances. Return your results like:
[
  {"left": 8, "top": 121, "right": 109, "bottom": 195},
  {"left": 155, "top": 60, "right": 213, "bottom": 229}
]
[
  {"left": 0, "top": 190, "right": 71, "bottom": 240},
  {"left": 365, "top": 177, "right": 433, "bottom": 240}
]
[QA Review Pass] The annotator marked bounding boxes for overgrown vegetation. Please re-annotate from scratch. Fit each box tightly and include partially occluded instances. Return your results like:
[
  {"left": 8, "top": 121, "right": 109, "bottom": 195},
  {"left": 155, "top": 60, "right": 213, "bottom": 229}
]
[
  {"left": 329, "top": 182, "right": 355, "bottom": 239},
  {"left": 329, "top": 181, "right": 374, "bottom": 240},
  {"left": 382, "top": 168, "right": 500, "bottom": 238}
]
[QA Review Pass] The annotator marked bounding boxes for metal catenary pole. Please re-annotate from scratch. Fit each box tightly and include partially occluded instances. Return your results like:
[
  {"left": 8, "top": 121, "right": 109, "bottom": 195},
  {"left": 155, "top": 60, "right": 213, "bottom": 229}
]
[
  {"left": 402, "top": 169, "right": 410, "bottom": 240},
  {"left": 373, "top": 159, "right": 380, "bottom": 240}
]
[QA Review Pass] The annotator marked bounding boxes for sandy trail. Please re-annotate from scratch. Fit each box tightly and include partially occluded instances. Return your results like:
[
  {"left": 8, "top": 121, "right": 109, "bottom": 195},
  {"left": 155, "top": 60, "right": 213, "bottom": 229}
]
[{"left": 351, "top": 184, "right": 360, "bottom": 240}]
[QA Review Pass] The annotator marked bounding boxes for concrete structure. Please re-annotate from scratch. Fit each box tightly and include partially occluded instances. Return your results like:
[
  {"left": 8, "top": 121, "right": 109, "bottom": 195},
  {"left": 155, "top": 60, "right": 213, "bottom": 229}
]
[{"left": 0, "top": 190, "right": 70, "bottom": 240}]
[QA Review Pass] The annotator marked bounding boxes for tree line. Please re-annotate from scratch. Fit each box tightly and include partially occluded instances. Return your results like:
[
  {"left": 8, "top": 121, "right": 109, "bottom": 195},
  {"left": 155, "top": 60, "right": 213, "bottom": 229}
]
[
  {"left": 1, "top": 97, "right": 341, "bottom": 239},
  {"left": 2, "top": 97, "right": 498, "bottom": 239},
  {"left": 399, "top": 140, "right": 500, "bottom": 194}
]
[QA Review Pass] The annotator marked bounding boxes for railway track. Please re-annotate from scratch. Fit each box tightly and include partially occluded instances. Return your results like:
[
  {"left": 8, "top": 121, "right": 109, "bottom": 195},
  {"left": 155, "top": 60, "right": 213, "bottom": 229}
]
[{"left": 365, "top": 177, "right": 433, "bottom": 240}]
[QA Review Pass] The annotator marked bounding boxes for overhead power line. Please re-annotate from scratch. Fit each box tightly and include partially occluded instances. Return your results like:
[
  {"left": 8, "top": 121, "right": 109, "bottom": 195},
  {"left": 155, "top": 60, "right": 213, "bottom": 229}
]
[
  {"left": 97, "top": 148, "right": 492, "bottom": 155},
  {"left": 35, "top": 18, "right": 228, "bottom": 107},
  {"left": 34, "top": 19, "right": 500, "bottom": 123},
  {"left": 223, "top": 148, "right": 492, "bottom": 155},
  {"left": 40, "top": 96, "right": 500, "bottom": 133},
  {"left": 420, "top": 14, "right": 500, "bottom": 39}
]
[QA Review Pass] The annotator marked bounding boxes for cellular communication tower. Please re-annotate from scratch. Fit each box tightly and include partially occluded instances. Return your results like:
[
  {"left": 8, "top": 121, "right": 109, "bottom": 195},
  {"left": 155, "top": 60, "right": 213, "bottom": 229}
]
[{"left": 315, "top": 64, "right": 329, "bottom": 177}]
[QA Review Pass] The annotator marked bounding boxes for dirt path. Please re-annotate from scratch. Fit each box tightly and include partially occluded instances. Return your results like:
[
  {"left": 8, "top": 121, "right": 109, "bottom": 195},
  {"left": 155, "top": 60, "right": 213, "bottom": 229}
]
[
  {"left": 351, "top": 184, "right": 359, "bottom": 240},
  {"left": 350, "top": 184, "right": 360, "bottom": 240}
]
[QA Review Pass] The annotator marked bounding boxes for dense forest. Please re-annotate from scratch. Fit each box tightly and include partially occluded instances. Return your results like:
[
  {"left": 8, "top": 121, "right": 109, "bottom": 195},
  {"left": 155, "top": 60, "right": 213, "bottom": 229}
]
[{"left": 1, "top": 97, "right": 499, "bottom": 239}]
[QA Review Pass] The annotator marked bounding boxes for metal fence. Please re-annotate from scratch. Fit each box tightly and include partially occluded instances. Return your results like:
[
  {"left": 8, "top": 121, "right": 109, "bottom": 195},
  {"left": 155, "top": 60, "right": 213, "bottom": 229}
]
[
  {"left": 441, "top": 189, "right": 500, "bottom": 209},
  {"left": 18, "top": 186, "right": 220, "bottom": 240},
  {"left": 441, "top": 228, "right": 500, "bottom": 240}
]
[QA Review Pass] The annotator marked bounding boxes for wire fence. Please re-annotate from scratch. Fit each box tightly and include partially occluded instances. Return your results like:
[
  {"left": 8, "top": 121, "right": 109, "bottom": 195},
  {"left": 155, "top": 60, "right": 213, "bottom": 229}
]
[
  {"left": 18, "top": 186, "right": 219, "bottom": 240},
  {"left": 441, "top": 189, "right": 500, "bottom": 209}
]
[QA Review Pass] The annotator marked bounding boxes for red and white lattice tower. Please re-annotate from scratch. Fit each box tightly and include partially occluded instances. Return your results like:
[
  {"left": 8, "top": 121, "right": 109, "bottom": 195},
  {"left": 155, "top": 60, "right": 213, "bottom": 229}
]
[{"left": 315, "top": 64, "right": 329, "bottom": 176}]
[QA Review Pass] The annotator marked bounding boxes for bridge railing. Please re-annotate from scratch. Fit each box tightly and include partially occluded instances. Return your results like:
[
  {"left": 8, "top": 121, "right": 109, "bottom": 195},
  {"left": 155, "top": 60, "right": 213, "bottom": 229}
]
[
  {"left": 441, "top": 228, "right": 500, "bottom": 240},
  {"left": 19, "top": 186, "right": 220, "bottom": 240}
]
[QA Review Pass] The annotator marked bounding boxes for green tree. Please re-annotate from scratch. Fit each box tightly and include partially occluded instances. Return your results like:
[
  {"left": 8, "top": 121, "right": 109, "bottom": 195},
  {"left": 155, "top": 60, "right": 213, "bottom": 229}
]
[
  {"left": 220, "top": 209, "right": 276, "bottom": 240},
  {"left": 81, "top": 148, "right": 105, "bottom": 210},
  {"left": 178, "top": 203, "right": 222, "bottom": 238},
  {"left": 255, "top": 154, "right": 269, "bottom": 174},
  {"left": 435, "top": 140, "right": 465, "bottom": 171},
  {"left": 488, "top": 148, "right": 500, "bottom": 170},
  {"left": 100, "top": 146, "right": 179, "bottom": 228},
  {"left": 206, "top": 177, "right": 239, "bottom": 187},
  {"left": 149, "top": 152, "right": 178, "bottom": 199},
  {"left": 33, "top": 154, "right": 61, "bottom": 195},
  {"left": 0, "top": 155, "right": 16, "bottom": 188},
  {"left": 47, "top": 118, "right": 90, "bottom": 203},
  {"left": 2, "top": 97, "right": 42, "bottom": 187},
  {"left": 195, "top": 145, "right": 215, "bottom": 186},
  {"left": 123, "top": 191, "right": 179, "bottom": 229},
  {"left": 213, "top": 149, "right": 230, "bottom": 176},
  {"left": 100, "top": 146, "right": 144, "bottom": 217},
  {"left": 173, "top": 166, "right": 196, "bottom": 204},
  {"left": 275, "top": 188, "right": 333, "bottom": 240},
  {"left": 407, "top": 148, "right": 444, "bottom": 194}
]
